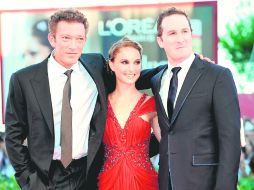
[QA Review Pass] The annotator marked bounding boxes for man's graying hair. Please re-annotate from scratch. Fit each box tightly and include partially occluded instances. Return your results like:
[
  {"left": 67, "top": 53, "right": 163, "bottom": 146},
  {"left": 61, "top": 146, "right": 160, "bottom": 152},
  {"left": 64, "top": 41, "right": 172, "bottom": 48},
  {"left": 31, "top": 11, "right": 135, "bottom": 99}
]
[{"left": 48, "top": 8, "right": 89, "bottom": 36}]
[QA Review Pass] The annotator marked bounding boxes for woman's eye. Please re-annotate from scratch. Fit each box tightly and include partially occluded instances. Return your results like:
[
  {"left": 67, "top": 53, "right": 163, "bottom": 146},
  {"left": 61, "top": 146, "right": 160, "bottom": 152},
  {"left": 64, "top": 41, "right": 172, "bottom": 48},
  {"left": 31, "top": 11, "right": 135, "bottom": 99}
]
[{"left": 121, "top": 60, "right": 128, "bottom": 64}]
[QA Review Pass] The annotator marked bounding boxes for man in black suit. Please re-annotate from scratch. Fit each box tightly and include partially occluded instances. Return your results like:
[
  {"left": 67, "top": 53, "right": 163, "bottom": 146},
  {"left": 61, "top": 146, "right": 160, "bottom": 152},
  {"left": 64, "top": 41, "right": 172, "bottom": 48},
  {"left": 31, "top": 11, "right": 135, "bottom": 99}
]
[
  {"left": 151, "top": 7, "right": 241, "bottom": 190},
  {"left": 4, "top": 8, "right": 109, "bottom": 190}
]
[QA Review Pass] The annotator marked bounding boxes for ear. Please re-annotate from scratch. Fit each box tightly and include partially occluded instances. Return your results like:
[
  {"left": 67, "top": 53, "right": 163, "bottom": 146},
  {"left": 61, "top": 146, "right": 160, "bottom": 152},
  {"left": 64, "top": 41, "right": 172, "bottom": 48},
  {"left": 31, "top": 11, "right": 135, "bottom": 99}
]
[
  {"left": 109, "top": 60, "right": 115, "bottom": 72},
  {"left": 48, "top": 33, "right": 56, "bottom": 48},
  {"left": 156, "top": 36, "right": 163, "bottom": 48}
]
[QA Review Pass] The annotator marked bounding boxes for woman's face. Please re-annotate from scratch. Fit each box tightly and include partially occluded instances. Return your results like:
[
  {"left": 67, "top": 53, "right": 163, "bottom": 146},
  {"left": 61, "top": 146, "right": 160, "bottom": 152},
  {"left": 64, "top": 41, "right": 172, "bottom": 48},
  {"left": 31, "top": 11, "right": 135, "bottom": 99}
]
[{"left": 109, "top": 46, "right": 141, "bottom": 86}]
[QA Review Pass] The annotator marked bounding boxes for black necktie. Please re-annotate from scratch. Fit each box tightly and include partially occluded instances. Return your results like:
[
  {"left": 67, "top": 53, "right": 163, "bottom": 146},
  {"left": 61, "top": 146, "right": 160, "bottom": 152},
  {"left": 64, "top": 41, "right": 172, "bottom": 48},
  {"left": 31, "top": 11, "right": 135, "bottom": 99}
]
[
  {"left": 167, "top": 67, "right": 181, "bottom": 122},
  {"left": 61, "top": 69, "right": 73, "bottom": 168}
]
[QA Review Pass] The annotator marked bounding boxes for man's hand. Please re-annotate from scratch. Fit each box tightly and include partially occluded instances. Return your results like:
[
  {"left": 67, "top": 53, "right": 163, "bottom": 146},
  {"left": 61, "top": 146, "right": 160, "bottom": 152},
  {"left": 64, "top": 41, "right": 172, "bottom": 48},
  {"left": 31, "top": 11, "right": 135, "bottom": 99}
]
[{"left": 198, "top": 53, "right": 215, "bottom": 63}]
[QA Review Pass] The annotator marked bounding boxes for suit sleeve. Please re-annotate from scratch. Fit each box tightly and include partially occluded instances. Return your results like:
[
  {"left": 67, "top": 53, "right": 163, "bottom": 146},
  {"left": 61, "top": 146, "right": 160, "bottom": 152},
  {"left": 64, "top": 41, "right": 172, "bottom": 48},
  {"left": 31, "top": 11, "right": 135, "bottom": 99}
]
[
  {"left": 213, "top": 68, "right": 241, "bottom": 190},
  {"left": 149, "top": 133, "right": 159, "bottom": 157},
  {"left": 5, "top": 74, "right": 34, "bottom": 187},
  {"left": 136, "top": 65, "right": 165, "bottom": 90}
]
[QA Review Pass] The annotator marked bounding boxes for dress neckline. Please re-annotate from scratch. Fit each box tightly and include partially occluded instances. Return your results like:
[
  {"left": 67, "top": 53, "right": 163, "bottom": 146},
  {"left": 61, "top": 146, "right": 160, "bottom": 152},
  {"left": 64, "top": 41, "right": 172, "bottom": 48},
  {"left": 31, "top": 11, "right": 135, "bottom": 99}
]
[{"left": 108, "top": 94, "right": 147, "bottom": 130}]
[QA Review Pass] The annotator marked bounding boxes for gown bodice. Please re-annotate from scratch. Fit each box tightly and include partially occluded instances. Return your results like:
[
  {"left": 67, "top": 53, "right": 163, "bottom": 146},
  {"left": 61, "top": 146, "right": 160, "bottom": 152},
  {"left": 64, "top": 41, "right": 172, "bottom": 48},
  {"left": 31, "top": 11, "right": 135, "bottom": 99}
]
[{"left": 98, "top": 94, "right": 158, "bottom": 190}]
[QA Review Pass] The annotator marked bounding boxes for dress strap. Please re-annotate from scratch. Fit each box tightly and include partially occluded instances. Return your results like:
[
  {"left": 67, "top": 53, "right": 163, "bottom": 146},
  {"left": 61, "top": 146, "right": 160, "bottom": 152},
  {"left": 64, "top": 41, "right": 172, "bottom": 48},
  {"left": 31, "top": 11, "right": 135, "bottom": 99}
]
[{"left": 138, "top": 96, "right": 156, "bottom": 115}]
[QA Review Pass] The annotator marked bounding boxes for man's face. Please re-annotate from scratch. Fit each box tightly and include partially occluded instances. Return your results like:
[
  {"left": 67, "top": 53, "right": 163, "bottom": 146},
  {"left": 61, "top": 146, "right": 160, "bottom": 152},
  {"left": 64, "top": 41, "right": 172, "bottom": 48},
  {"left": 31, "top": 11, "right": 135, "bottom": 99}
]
[
  {"left": 48, "top": 21, "right": 86, "bottom": 69},
  {"left": 157, "top": 14, "right": 193, "bottom": 65}
]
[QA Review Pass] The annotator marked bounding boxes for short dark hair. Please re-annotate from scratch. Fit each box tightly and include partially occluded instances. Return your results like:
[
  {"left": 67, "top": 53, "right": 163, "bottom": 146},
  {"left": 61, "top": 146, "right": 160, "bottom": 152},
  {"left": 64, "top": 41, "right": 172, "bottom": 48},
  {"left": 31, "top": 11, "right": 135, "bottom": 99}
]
[
  {"left": 48, "top": 8, "right": 89, "bottom": 36},
  {"left": 156, "top": 7, "right": 192, "bottom": 37}
]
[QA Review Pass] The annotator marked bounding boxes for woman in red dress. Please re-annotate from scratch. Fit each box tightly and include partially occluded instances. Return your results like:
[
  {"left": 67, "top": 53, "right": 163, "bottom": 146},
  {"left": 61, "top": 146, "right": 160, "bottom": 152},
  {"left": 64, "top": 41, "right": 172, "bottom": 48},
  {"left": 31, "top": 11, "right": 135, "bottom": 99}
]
[{"left": 98, "top": 37, "right": 161, "bottom": 190}]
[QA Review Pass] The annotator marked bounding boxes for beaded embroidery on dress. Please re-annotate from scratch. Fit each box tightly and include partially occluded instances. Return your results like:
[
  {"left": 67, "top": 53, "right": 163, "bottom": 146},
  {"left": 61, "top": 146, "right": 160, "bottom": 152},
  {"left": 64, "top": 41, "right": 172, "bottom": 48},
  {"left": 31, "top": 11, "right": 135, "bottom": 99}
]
[{"left": 98, "top": 94, "right": 158, "bottom": 190}]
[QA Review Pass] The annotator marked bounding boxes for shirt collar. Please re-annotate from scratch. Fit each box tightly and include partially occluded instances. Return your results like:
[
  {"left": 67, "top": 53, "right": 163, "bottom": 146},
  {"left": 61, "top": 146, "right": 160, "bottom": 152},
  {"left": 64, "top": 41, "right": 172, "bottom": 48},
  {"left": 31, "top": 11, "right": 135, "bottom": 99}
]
[
  {"left": 48, "top": 50, "right": 81, "bottom": 76},
  {"left": 167, "top": 53, "right": 195, "bottom": 74}
]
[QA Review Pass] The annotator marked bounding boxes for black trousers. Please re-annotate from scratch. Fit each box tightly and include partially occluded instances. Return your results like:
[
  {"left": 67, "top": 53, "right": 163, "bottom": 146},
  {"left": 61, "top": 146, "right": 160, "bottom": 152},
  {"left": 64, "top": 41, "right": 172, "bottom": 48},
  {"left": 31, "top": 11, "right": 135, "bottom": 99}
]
[
  {"left": 48, "top": 157, "right": 87, "bottom": 190},
  {"left": 168, "top": 172, "right": 172, "bottom": 190}
]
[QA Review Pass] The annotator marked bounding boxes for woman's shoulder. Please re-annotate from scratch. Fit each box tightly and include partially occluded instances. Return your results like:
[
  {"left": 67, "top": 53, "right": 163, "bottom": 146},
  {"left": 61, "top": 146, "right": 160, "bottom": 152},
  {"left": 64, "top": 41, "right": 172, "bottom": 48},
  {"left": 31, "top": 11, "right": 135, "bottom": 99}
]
[
  {"left": 139, "top": 94, "right": 156, "bottom": 112},
  {"left": 143, "top": 94, "right": 155, "bottom": 103}
]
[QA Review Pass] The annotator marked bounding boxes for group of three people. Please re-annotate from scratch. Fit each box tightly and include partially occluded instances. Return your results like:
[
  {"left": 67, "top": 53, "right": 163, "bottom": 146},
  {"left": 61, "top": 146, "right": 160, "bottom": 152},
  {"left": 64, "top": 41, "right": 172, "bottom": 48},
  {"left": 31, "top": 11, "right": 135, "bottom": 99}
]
[{"left": 4, "top": 7, "right": 241, "bottom": 190}]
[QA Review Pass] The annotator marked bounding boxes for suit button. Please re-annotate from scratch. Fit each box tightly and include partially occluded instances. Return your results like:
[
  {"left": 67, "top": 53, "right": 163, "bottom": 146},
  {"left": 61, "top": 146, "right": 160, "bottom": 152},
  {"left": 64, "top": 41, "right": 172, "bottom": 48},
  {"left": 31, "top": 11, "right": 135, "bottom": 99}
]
[{"left": 169, "top": 131, "right": 174, "bottom": 135}]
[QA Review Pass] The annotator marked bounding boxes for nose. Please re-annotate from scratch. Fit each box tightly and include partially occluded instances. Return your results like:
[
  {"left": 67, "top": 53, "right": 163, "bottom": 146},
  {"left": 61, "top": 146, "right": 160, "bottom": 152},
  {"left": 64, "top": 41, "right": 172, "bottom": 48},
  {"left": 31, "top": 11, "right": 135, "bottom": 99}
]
[
  {"left": 176, "top": 33, "right": 184, "bottom": 42},
  {"left": 69, "top": 39, "right": 78, "bottom": 49},
  {"left": 128, "top": 63, "right": 135, "bottom": 72}
]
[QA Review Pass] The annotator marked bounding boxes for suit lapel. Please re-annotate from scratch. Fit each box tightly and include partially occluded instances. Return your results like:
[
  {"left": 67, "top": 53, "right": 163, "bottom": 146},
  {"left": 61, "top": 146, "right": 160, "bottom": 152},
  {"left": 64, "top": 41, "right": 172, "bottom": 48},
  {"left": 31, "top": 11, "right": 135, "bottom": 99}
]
[
  {"left": 79, "top": 56, "right": 107, "bottom": 109},
  {"left": 170, "top": 56, "right": 205, "bottom": 125},
  {"left": 30, "top": 60, "right": 54, "bottom": 136},
  {"left": 151, "top": 66, "right": 169, "bottom": 124}
]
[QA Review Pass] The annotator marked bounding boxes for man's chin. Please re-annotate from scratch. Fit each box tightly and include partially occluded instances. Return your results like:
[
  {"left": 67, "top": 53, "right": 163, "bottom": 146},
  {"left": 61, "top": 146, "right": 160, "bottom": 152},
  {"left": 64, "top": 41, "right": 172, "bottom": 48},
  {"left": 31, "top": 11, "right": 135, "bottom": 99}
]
[{"left": 67, "top": 56, "right": 79, "bottom": 63}]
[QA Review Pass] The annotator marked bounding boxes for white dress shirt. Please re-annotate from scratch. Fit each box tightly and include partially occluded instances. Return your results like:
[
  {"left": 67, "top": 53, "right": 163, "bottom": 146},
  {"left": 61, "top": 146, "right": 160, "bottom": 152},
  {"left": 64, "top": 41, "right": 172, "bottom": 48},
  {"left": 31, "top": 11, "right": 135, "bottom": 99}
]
[
  {"left": 159, "top": 54, "right": 195, "bottom": 116},
  {"left": 48, "top": 53, "right": 98, "bottom": 160}
]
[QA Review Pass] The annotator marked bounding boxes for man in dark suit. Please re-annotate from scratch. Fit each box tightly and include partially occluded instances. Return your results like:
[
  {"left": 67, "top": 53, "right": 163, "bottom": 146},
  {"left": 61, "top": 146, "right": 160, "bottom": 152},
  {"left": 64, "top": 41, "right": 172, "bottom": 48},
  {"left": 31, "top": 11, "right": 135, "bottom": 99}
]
[
  {"left": 4, "top": 8, "right": 109, "bottom": 190},
  {"left": 151, "top": 7, "right": 241, "bottom": 190}
]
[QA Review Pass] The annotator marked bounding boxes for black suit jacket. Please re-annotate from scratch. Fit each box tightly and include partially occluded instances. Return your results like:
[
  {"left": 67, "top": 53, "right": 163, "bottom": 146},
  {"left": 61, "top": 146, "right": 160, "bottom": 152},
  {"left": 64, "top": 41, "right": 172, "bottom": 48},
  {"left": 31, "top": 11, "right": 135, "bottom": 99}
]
[
  {"left": 5, "top": 53, "right": 108, "bottom": 189},
  {"left": 151, "top": 55, "right": 241, "bottom": 190}
]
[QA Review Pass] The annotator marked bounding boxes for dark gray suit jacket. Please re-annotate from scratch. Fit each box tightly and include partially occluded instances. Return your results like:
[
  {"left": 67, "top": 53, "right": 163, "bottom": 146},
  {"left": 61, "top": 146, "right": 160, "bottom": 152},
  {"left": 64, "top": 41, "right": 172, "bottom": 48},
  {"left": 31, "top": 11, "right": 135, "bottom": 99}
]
[
  {"left": 5, "top": 53, "right": 108, "bottom": 189},
  {"left": 151, "top": 55, "right": 241, "bottom": 190}
]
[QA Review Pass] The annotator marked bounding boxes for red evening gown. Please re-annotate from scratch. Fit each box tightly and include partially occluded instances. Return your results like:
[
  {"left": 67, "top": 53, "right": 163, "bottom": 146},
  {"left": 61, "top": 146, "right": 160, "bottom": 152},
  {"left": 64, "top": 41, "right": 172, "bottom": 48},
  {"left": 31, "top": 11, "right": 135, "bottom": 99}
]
[{"left": 98, "top": 94, "right": 158, "bottom": 190}]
